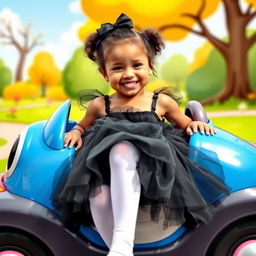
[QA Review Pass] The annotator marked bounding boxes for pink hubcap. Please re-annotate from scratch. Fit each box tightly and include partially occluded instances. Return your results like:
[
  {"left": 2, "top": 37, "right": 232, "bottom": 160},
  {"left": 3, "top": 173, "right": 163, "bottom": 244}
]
[
  {"left": 0, "top": 251, "right": 24, "bottom": 256},
  {"left": 233, "top": 240, "right": 256, "bottom": 256}
]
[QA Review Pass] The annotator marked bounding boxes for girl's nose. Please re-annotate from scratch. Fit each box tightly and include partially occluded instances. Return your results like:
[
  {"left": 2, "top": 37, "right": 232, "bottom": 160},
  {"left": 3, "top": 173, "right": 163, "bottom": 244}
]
[{"left": 123, "top": 68, "right": 134, "bottom": 78}]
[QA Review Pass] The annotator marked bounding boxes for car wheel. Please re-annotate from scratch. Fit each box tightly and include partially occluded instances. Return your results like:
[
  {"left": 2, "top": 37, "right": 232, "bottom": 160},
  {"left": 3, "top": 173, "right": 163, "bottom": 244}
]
[
  {"left": 207, "top": 220, "right": 256, "bottom": 256},
  {"left": 0, "top": 232, "right": 48, "bottom": 256}
]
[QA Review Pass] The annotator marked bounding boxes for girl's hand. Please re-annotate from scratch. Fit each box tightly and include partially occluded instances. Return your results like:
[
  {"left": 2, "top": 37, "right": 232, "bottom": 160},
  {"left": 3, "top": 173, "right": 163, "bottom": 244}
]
[
  {"left": 186, "top": 121, "right": 216, "bottom": 136},
  {"left": 64, "top": 129, "right": 83, "bottom": 151}
]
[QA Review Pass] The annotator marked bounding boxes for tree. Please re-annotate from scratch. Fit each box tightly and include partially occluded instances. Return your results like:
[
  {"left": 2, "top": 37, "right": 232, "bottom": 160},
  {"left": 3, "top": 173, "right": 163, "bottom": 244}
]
[
  {"left": 189, "top": 42, "right": 213, "bottom": 73},
  {"left": 0, "top": 19, "right": 42, "bottom": 81},
  {"left": 186, "top": 49, "right": 226, "bottom": 101},
  {"left": 63, "top": 47, "right": 109, "bottom": 99},
  {"left": 28, "top": 52, "right": 61, "bottom": 97},
  {"left": 160, "top": 54, "right": 189, "bottom": 90},
  {"left": 79, "top": 0, "right": 256, "bottom": 104},
  {"left": 187, "top": 33, "right": 256, "bottom": 100},
  {"left": 0, "top": 59, "right": 12, "bottom": 96}
]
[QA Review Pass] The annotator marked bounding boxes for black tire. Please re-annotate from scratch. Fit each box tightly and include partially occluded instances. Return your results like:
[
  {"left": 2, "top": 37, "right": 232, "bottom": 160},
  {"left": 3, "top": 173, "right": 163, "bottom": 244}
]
[
  {"left": 0, "top": 232, "right": 49, "bottom": 256},
  {"left": 207, "top": 220, "right": 256, "bottom": 256}
]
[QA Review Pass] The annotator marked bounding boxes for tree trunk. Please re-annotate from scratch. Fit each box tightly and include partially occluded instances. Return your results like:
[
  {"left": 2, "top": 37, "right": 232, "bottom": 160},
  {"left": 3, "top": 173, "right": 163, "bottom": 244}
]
[
  {"left": 201, "top": 0, "right": 253, "bottom": 105},
  {"left": 15, "top": 49, "right": 27, "bottom": 82}
]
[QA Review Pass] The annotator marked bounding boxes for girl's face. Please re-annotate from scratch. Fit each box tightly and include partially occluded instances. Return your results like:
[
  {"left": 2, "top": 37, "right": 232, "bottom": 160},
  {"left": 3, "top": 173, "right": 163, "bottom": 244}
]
[{"left": 101, "top": 38, "right": 152, "bottom": 97}]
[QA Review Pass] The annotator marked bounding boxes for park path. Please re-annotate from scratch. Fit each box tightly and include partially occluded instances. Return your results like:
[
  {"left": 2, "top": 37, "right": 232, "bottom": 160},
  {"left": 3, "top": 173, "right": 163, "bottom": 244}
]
[{"left": 0, "top": 122, "right": 28, "bottom": 160}]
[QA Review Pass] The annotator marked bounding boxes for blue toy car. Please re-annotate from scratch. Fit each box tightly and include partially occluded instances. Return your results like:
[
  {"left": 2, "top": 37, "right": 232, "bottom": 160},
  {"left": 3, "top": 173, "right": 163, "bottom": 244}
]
[{"left": 0, "top": 100, "right": 256, "bottom": 256}]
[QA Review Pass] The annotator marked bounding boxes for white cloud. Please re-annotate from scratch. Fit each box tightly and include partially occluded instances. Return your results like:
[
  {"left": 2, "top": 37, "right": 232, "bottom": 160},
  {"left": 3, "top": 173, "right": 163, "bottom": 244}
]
[
  {"left": 69, "top": 1, "right": 82, "bottom": 14},
  {"left": 29, "top": 21, "right": 84, "bottom": 73},
  {"left": 61, "top": 22, "right": 83, "bottom": 46},
  {"left": 0, "top": 8, "right": 21, "bottom": 28}
]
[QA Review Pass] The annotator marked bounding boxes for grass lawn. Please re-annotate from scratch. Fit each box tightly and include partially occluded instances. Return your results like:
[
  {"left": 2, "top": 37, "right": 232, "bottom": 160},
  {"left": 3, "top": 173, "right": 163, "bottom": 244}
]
[
  {"left": 0, "top": 97, "right": 255, "bottom": 141},
  {"left": 0, "top": 158, "right": 7, "bottom": 173},
  {"left": 212, "top": 116, "right": 256, "bottom": 142},
  {"left": 0, "top": 100, "right": 84, "bottom": 124},
  {"left": 0, "top": 138, "right": 7, "bottom": 146}
]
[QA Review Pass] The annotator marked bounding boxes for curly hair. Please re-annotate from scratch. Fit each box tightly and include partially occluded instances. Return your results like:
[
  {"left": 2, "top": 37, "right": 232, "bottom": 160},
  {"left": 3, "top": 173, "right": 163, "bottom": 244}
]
[{"left": 84, "top": 27, "right": 165, "bottom": 72}]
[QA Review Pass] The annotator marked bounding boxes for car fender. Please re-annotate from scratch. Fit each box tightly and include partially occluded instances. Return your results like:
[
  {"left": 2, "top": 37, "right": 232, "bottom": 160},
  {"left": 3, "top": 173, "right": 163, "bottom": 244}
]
[{"left": 0, "top": 191, "right": 107, "bottom": 256}]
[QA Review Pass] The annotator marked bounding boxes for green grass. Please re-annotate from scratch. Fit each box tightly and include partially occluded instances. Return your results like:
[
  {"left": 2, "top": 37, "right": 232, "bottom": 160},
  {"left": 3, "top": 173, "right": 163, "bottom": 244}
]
[
  {"left": 1, "top": 97, "right": 256, "bottom": 141},
  {"left": 212, "top": 115, "right": 256, "bottom": 142},
  {"left": 0, "top": 98, "right": 48, "bottom": 107},
  {"left": 0, "top": 101, "right": 84, "bottom": 124},
  {"left": 0, "top": 158, "right": 7, "bottom": 173},
  {"left": 0, "top": 138, "right": 7, "bottom": 146},
  {"left": 203, "top": 97, "right": 256, "bottom": 111}
]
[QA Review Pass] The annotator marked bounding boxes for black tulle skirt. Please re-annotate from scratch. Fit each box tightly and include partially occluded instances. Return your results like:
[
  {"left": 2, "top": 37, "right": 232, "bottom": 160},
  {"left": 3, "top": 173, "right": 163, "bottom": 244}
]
[{"left": 53, "top": 116, "right": 229, "bottom": 228}]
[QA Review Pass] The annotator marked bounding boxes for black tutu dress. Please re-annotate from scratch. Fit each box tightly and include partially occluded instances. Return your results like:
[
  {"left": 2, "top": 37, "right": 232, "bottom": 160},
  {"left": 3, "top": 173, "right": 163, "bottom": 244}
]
[{"left": 53, "top": 92, "right": 229, "bottom": 228}]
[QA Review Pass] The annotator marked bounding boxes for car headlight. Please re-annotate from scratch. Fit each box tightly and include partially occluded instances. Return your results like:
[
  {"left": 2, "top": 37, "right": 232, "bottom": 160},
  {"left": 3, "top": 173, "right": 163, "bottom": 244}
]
[{"left": 6, "top": 126, "right": 28, "bottom": 178}]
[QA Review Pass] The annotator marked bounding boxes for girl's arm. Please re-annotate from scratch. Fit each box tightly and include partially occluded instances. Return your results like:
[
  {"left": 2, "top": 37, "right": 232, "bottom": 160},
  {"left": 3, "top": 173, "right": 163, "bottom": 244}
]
[
  {"left": 158, "top": 94, "right": 215, "bottom": 136},
  {"left": 64, "top": 96, "right": 104, "bottom": 150}
]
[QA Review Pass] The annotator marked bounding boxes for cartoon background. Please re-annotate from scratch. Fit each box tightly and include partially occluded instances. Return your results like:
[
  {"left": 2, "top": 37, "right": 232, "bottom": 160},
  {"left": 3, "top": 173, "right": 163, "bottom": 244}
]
[{"left": 0, "top": 0, "right": 256, "bottom": 172}]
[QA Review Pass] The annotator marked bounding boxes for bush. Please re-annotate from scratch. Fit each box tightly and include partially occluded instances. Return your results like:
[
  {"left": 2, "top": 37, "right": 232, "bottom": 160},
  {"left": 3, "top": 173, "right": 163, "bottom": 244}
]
[
  {"left": 3, "top": 82, "right": 40, "bottom": 100},
  {"left": 46, "top": 86, "right": 69, "bottom": 101}
]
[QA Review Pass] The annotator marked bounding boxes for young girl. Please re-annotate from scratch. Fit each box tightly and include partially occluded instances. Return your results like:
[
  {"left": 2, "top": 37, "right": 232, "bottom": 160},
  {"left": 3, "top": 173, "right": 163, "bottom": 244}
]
[{"left": 54, "top": 13, "right": 229, "bottom": 256}]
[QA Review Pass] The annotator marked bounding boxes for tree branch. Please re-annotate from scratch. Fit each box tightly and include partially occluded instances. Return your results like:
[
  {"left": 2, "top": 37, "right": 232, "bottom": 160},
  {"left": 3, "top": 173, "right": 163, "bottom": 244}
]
[
  {"left": 28, "top": 34, "right": 43, "bottom": 52},
  {"left": 198, "top": 20, "right": 228, "bottom": 57},
  {"left": 243, "top": 6, "right": 256, "bottom": 26},
  {"left": 5, "top": 22, "right": 22, "bottom": 51},
  {"left": 160, "top": 0, "right": 228, "bottom": 58},
  {"left": 245, "top": 3, "right": 253, "bottom": 15},
  {"left": 159, "top": 24, "right": 203, "bottom": 36}
]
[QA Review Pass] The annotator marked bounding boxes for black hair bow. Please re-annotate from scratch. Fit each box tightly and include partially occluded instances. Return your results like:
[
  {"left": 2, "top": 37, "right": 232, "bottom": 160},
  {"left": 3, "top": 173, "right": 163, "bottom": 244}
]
[{"left": 96, "top": 13, "right": 133, "bottom": 38}]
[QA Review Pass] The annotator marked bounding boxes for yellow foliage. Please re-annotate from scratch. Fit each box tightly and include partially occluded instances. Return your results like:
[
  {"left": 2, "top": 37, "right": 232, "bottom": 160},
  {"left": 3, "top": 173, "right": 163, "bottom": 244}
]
[
  {"left": 28, "top": 51, "right": 61, "bottom": 87},
  {"left": 80, "top": 0, "right": 221, "bottom": 41},
  {"left": 78, "top": 20, "right": 102, "bottom": 41},
  {"left": 189, "top": 42, "right": 213, "bottom": 73},
  {"left": 46, "top": 86, "right": 69, "bottom": 101},
  {"left": 145, "top": 79, "right": 174, "bottom": 92},
  {"left": 244, "top": 0, "right": 256, "bottom": 9},
  {"left": 3, "top": 82, "right": 40, "bottom": 100},
  {"left": 107, "top": 86, "right": 116, "bottom": 95}
]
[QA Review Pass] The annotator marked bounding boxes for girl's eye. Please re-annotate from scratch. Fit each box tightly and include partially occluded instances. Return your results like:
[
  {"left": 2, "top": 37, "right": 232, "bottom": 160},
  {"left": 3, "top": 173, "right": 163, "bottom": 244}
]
[
  {"left": 113, "top": 66, "right": 122, "bottom": 70},
  {"left": 134, "top": 63, "right": 143, "bottom": 68}
]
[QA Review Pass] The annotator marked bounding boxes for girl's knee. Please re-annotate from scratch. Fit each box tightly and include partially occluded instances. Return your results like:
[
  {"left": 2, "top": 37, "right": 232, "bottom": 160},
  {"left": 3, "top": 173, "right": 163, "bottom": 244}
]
[
  {"left": 89, "top": 185, "right": 111, "bottom": 207},
  {"left": 110, "top": 141, "right": 139, "bottom": 163}
]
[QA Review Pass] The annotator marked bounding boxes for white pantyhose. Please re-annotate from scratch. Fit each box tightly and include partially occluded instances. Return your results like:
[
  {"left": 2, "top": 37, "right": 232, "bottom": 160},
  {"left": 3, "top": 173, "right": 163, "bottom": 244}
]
[{"left": 90, "top": 141, "right": 141, "bottom": 256}]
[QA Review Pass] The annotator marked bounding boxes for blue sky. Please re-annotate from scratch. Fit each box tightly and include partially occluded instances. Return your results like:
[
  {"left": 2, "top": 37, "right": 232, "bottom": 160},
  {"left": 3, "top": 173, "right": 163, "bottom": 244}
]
[
  {"left": 0, "top": 0, "right": 86, "bottom": 78},
  {"left": 0, "top": 0, "right": 85, "bottom": 42},
  {"left": 0, "top": 0, "right": 255, "bottom": 80}
]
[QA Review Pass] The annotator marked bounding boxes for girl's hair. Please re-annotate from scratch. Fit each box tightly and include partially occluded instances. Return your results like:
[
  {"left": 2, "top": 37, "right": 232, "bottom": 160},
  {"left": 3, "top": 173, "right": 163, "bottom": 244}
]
[{"left": 85, "top": 26, "right": 165, "bottom": 71}]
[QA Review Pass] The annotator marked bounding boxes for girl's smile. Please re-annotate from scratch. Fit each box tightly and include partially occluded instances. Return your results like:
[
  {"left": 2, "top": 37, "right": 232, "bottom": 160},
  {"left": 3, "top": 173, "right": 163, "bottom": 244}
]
[{"left": 101, "top": 38, "right": 151, "bottom": 97}]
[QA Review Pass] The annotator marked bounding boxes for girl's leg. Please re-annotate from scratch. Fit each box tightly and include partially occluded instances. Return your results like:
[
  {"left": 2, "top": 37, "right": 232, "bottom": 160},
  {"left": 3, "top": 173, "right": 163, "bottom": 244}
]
[
  {"left": 108, "top": 141, "right": 141, "bottom": 256},
  {"left": 89, "top": 185, "right": 114, "bottom": 248}
]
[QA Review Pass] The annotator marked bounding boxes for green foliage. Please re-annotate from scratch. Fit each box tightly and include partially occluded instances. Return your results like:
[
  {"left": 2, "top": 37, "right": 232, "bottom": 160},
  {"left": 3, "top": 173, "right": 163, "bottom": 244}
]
[
  {"left": 249, "top": 43, "right": 256, "bottom": 91},
  {"left": 0, "top": 58, "right": 12, "bottom": 96},
  {"left": 63, "top": 47, "right": 109, "bottom": 99},
  {"left": 186, "top": 49, "right": 226, "bottom": 101},
  {"left": 186, "top": 29, "right": 256, "bottom": 101},
  {"left": 160, "top": 54, "right": 189, "bottom": 90}
]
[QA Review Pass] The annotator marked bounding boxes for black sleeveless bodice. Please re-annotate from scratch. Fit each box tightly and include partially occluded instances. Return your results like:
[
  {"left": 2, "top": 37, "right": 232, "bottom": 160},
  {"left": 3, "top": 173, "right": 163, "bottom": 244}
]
[{"left": 103, "top": 93, "right": 163, "bottom": 124}]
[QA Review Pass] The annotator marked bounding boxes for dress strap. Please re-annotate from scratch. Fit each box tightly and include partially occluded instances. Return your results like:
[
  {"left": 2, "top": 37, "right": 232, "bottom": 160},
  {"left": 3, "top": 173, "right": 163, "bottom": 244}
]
[
  {"left": 104, "top": 95, "right": 111, "bottom": 115},
  {"left": 151, "top": 92, "right": 159, "bottom": 112}
]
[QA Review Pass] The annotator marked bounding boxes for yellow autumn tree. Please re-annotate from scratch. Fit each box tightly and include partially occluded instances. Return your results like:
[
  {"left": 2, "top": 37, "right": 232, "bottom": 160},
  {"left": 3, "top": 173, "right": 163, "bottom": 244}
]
[
  {"left": 189, "top": 42, "right": 213, "bottom": 73},
  {"left": 28, "top": 52, "right": 61, "bottom": 97},
  {"left": 79, "top": 0, "right": 256, "bottom": 104}
]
